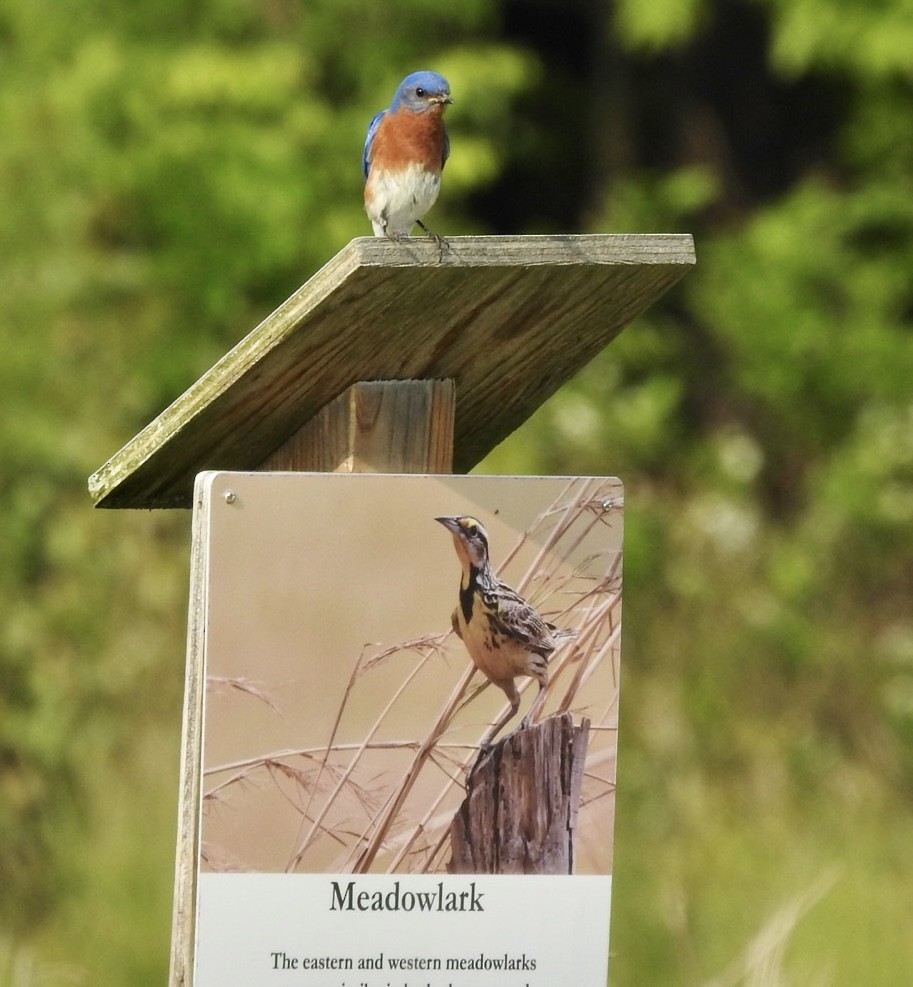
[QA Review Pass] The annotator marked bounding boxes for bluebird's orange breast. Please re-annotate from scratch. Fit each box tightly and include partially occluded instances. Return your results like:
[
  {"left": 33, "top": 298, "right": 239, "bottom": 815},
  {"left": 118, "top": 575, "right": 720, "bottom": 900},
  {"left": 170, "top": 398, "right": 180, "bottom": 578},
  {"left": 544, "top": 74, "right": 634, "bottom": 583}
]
[{"left": 367, "top": 105, "right": 448, "bottom": 175}]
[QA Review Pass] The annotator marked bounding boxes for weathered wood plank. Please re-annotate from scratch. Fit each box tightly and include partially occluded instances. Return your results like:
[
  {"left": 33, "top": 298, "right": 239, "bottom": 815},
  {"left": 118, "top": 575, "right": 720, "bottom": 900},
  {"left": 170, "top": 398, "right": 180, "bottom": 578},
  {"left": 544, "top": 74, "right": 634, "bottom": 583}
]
[
  {"left": 168, "top": 478, "right": 211, "bottom": 987},
  {"left": 89, "top": 234, "right": 695, "bottom": 508}
]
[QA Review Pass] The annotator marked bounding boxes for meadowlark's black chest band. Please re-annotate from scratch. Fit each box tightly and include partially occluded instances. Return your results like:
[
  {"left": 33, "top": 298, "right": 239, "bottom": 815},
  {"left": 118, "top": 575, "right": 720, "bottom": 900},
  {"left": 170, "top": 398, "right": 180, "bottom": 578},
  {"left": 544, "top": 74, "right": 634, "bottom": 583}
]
[{"left": 459, "top": 566, "right": 479, "bottom": 624}]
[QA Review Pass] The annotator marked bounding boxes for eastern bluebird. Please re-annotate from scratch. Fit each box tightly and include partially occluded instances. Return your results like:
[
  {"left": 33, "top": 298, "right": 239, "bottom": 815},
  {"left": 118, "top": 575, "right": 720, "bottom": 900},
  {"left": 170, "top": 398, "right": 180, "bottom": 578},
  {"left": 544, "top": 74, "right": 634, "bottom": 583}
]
[{"left": 363, "top": 70, "right": 452, "bottom": 240}]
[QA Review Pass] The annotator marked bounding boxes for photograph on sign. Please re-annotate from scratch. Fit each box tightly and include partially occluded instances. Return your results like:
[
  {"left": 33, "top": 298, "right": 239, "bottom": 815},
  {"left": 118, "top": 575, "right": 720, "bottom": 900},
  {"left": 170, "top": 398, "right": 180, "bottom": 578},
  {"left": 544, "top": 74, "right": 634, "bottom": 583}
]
[
  {"left": 199, "top": 473, "right": 621, "bottom": 876},
  {"left": 200, "top": 472, "right": 622, "bottom": 876}
]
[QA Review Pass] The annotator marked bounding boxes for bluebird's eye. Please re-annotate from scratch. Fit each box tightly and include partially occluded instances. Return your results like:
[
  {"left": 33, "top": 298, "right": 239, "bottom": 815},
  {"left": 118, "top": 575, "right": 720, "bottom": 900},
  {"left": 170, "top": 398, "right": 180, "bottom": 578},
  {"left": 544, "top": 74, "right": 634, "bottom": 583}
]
[{"left": 415, "top": 87, "right": 426, "bottom": 97}]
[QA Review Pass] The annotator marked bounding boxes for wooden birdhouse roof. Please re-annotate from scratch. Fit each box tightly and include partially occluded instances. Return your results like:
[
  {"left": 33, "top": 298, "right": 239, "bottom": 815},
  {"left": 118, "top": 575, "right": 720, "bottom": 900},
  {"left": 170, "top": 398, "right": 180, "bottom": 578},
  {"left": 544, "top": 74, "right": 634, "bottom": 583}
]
[{"left": 89, "top": 234, "right": 695, "bottom": 508}]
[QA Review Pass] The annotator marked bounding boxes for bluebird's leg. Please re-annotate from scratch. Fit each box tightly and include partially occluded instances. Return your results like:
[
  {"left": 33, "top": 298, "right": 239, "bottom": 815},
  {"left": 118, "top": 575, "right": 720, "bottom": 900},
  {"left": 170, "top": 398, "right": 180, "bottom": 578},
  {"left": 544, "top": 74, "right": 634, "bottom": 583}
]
[
  {"left": 379, "top": 211, "right": 407, "bottom": 242},
  {"left": 416, "top": 220, "right": 446, "bottom": 261}
]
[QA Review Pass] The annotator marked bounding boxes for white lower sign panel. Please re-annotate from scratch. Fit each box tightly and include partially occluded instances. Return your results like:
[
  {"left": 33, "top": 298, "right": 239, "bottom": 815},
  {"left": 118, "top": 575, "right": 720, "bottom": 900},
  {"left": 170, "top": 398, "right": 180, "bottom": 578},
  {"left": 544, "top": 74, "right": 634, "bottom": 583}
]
[{"left": 196, "top": 873, "right": 612, "bottom": 985}]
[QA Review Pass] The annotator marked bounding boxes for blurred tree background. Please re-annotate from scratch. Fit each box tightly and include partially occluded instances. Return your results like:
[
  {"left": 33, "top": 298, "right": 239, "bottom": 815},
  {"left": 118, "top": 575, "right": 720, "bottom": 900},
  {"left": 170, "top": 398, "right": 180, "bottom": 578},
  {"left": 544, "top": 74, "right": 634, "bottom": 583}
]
[{"left": 2, "top": 0, "right": 912, "bottom": 982}]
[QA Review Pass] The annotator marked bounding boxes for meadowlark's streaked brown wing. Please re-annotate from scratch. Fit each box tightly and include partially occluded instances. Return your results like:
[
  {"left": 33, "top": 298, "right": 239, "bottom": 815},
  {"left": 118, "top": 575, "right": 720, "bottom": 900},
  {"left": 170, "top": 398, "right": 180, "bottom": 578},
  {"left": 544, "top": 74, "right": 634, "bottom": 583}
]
[{"left": 490, "top": 589, "right": 557, "bottom": 659}]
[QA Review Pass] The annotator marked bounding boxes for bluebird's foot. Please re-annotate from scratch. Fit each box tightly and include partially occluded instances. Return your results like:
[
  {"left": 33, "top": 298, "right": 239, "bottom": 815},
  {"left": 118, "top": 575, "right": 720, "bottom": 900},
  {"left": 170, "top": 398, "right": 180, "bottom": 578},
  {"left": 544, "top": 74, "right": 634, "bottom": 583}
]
[
  {"left": 381, "top": 222, "right": 408, "bottom": 242},
  {"left": 416, "top": 220, "right": 447, "bottom": 262}
]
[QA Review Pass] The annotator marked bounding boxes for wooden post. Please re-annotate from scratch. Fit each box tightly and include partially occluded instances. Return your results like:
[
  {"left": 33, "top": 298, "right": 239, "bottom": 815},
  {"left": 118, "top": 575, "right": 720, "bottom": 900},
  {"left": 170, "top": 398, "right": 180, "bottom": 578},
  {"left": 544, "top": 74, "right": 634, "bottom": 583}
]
[
  {"left": 259, "top": 379, "right": 454, "bottom": 473},
  {"left": 449, "top": 715, "right": 590, "bottom": 875}
]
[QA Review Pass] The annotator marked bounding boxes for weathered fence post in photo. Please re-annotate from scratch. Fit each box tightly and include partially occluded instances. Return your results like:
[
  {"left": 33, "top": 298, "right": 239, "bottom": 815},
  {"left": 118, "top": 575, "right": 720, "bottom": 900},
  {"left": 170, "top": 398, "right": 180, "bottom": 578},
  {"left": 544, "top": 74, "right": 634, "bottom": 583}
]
[{"left": 450, "top": 713, "right": 591, "bottom": 874}]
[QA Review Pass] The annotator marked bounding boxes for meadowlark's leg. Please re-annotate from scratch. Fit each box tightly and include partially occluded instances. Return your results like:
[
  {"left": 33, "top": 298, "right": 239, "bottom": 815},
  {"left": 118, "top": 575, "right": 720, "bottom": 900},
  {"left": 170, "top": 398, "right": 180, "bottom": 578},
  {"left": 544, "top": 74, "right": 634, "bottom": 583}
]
[
  {"left": 468, "top": 679, "right": 520, "bottom": 778},
  {"left": 518, "top": 679, "right": 548, "bottom": 731},
  {"left": 478, "top": 679, "right": 520, "bottom": 751}
]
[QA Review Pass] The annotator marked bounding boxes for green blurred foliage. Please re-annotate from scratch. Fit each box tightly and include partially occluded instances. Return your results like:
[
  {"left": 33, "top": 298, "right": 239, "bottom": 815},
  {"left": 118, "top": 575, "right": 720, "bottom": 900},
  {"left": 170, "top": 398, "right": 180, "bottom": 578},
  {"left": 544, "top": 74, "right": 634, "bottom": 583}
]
[{"left": 1, "top": 0, "right": 912, "bottom": 983}]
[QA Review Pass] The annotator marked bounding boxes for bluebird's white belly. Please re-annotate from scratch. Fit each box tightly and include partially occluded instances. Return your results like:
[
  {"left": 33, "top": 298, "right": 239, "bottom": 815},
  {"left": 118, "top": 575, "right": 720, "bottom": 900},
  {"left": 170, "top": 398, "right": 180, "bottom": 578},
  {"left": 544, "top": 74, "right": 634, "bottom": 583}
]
[{"left": 365, "top": 164, "right": 441, "bottom": 237}]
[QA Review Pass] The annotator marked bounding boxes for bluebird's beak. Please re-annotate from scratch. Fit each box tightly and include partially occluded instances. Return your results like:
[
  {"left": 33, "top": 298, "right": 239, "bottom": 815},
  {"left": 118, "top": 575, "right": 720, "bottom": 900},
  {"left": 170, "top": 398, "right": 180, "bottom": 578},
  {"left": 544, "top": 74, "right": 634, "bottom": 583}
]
[{"left": 432, "top": 93, "right": 453, "bottom": 106}]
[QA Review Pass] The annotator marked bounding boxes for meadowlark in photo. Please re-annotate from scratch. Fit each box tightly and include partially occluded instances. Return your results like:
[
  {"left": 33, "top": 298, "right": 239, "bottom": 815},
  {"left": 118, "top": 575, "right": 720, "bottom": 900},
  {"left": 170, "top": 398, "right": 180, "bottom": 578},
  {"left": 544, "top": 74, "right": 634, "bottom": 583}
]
[{"left": 435, "top": 515, "right": 559, "bottom": 751}]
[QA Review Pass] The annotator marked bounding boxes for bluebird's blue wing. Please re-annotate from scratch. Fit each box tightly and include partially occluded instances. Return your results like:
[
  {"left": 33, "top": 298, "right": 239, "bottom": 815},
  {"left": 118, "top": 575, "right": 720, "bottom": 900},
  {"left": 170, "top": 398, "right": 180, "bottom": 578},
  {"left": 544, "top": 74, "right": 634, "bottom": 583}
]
[{"left": 363, "top": 110, "right": 385, "bottom": 180}]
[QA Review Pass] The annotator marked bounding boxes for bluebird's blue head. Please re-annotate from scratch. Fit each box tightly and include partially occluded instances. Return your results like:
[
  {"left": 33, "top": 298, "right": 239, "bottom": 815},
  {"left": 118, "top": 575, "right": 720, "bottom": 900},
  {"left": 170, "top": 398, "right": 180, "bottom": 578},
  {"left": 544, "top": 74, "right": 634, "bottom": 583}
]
[{"left": 389, "top": 71, "right": 452, "bottom": 113}]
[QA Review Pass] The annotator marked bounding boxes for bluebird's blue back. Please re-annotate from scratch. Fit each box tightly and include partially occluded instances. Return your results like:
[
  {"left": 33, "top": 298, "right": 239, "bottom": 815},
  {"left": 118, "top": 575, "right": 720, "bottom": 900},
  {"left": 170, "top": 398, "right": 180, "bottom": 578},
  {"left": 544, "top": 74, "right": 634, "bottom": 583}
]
[{"left": 363, "top": 71, "right": 452, "bottom": 239}]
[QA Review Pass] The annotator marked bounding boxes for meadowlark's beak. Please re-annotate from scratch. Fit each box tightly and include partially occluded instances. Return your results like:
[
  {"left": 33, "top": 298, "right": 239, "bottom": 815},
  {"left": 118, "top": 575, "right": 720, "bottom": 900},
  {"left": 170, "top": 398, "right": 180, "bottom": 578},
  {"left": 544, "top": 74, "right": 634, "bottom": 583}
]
[{"left": 435, "top": 515, "right": 461, "bottom": 535}]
